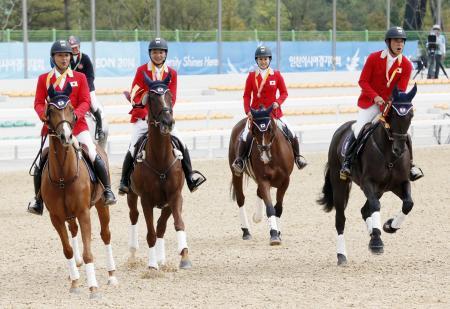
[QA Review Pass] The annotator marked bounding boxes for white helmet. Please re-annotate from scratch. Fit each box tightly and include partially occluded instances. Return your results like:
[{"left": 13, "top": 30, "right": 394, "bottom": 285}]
[{"left": 432, "top": 24, "right": 441, "bottom": 31}]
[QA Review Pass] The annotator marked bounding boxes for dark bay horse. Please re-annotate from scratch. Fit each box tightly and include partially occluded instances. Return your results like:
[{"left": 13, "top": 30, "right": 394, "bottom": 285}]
[
  {"left": 229, "top": 105, "right": 294, "bottom": 245},
  {"left": 41, "top": 84, "right": 118, "bottom": 298},
  {"left": 127, "top": 72, "right": 192, "bottom": 269},
  {"left": 318, "top": 85, "right": 417, "bottom": 265}
]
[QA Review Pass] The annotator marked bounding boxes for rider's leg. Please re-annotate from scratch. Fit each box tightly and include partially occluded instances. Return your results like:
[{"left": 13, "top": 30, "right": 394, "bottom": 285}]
[
  {"left": 77, "top": 131, "right": 116, "bottom": 205},
  {"left": 232, "top": 119, "right": 253, "bottom": 174},
  {"left": 90, "top": 91, "right": 105, "bottom": 140},
  {"left": 118, "top": 119, "right": 147, "bottom": 195},
  {"left": 276, "top": 117, "right": 307, "bottom": 169},
  {"left": 27, "top": 147, "right": 48, "bottom": 215},
  {"left": 340, "top": 105, "right": 380, "bottom": 180},
  {"left": 406, "top": 134, "right": 424, "bottom": 181},
  {"left": 434, "top": 55, "right": 442, "bottom": 79},
  {"left": 171, "top": 127, "right": 206, "bottom": 193}
]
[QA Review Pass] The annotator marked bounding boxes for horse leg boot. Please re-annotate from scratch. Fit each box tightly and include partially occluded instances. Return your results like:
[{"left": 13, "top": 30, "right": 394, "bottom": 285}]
[
  {"left": 93, "top": 155, "right": 117, "bottom": 205},
  {"left": 92, "top": 109, "right": 105, "bottom": 140},
  {"left": 179, "top": 144, "right": 206, "bottom": 193},
  {"left": 340, "top": 133, "right": 357, "bottom": 180},
  {"left": 118, "top": 151, "right": 134, "bottom": 195},
  {"left": 289, "top": 135, "right": 307, "bottom": 169},
  {"left": 27, "top": 166, "right": 44, "bottom": 215},
  {"left": 406, "top": 135, "right": 424, "bottom": 181},
  {"left": 232, "top": 134, "right": 252, "bottom": 175}
]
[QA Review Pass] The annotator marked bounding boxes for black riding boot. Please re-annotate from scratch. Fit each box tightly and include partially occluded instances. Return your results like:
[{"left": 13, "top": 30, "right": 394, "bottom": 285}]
[
  {"left": 180, "top": 145, "right": 206, "bottom": 193},
  {"left": 92, "top": 109, "right": 105, "bottom": 140},
  {"left": 406, "top": 135, "right": 424, "bottom": 181},
  {"left": 232, "top": 134, "right": 252, "bottom": 175},
  {"left": 118, "top": 151, "right": 134, "bottom": 195},
  {"left": 27, "top": 166, "right": 44, "bottom": 215},
  {"left": 340, "top": 133, "right": 357, "bottom": 180},
  {"left": 289, "top": 136, "right": 307, "bottom": 169},
  {"left": 93, "top": 155, "right": 117, "bottom": 205}
]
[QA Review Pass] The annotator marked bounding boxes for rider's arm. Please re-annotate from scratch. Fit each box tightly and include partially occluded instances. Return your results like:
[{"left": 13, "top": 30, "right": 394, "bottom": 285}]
[
  {"left": 34, "top": 75, "right": 47, "bottom": 121},
  {"left": 74, "top": 74, "right": 91, "bottom": 120},
  {"left": 243, "top": 72, "right": 253, "bottom": 115},
  {"left": 358, "top": 53, "right": 379, "bottom": 101},
  {"left": 169, "top": 69, "right": 177, "bottom": 106},
  {"left": 275, "top": 72, "right": 288, "bottom": 106},
  {"left": 83, "top": 54, "right": 95, "bottom": 92},
  {"left": 397, "top": 59, "right": 413, "bottom": 92},
  {"left": 130, "top": 67, "right": 146, "bottom": 106}
]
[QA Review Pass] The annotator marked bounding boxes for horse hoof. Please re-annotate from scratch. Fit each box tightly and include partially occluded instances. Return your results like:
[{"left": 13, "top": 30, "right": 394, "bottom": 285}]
[
  {"left": 270, "top": 236, "right": 281, "bottom": 246},
  {"left": 179, "top": 259, "right": 192, "bottom": 270},
  {"left": 89, "top": 291, "right": 101, "bottom": 300},
  {"left": 107, "top": 276, "right": 119, "bottom": 286},
  {"left": 383, "top": 219, "right": 398, "bottom": 234},
  {"left": 337, "top": 254, "right": 348, "bottom": 266},
  {"left": 242, "top": 228, "right": 252, "bottom": 240},
  {"left": 252, "top": 213, "right": 262, "bottom": 223},
  {"left": 69, "top": 287, "right": 81, "bottom": 294},
  {"left": 369, "top": 238, "right": 384, "bottom": 255}
]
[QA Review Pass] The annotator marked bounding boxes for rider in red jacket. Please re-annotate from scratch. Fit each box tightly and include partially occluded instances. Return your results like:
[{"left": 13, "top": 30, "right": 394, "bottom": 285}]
[
  {"left": 340, "top": 26, "right": 424, "bottom": 181},
  {"left": 118, "top": 38, "right": 206, "bottom": 194},
  {"left": 28, "top": 40, "right": 116, "bottom": 215},
  {"left": 232, "top": 46, "right": 307, "bottom": 174}
]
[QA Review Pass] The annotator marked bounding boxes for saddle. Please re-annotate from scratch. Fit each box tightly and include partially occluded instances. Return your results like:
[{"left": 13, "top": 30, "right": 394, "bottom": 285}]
[
  {"left": 341, "top": 122, "right": 380, "bottom": 159},
  {"left": 133, "top": 133, "right": 183, "bottom": 165}
]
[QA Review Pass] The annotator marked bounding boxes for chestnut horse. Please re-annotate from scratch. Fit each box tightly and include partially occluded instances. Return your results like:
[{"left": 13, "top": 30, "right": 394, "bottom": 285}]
[
  {"left": 127, "top": 72, "right": 192, "bottom": 269},
  {"left": 229, "top": 105, "right": 294, "bottom": 245},
  {"left": 318, "top": 85, "right": 417, "bottom": 266},
  {"left": 41, "top": 84, "right": 117, "bottom": 298}
]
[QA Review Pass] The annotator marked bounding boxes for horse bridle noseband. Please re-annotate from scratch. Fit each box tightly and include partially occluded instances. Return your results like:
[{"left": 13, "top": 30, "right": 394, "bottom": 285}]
[
  {"left": 252, "top": 118, "right": 276, "bottom": 156},
  {"left": 148, "top": 90, "right": 172, "bottom": 127},
  {"left": 46, "top": 99, "right": 76, "bottom": 136}
]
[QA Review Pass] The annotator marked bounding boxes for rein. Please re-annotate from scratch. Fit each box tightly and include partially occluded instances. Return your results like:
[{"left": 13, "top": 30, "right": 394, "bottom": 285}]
[{"left": 47, "top": 135, "right": 81, "bottom": 189}]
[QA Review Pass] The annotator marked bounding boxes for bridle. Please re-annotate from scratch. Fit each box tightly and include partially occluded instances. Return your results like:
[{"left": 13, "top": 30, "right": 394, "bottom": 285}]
[{"left": 252, "top": 117, "right": 276, "bottom": 161}]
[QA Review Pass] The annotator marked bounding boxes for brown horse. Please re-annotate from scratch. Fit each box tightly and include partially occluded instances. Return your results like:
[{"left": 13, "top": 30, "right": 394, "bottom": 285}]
[
  {"left": 127, "top": 72, "right": 192, "bottom": 269},
  {"left": 41, "top": 84, "right": 118, "bottom": 298},
  {"left": 229, "top": 105, "right": 294, "bottom": 245}
]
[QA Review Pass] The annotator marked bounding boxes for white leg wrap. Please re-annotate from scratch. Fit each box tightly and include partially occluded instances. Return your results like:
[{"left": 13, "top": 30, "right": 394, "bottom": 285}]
[
  {"left": 391, "top": 211, "right": 407, "bottom": 229},
  {"left": 67, "top": 257, "right": 80, "bottom": 281},
  {"left": 253, "top": 197, "right": 264, "bottom": 223},
  {"left": 268, "top": 216, "right": 278, "bottom": 231},
  {"left": 105, "top": 244, "right": 116, "bottom": 272},
  {"left": 129, "top": 224, "right": 139, "bottom": 251},
  {"left": 148, "top": 247, "right": 158, "bottom": 269},
  {"left": 365, "top": 217, "right": 373, "bottom": 235},
  {"left": 371, "top": 211, "right": 381, "bottom": 230},
  {"left": 155, "top": 238, "right": 166, "bottom": 265},
  {"left": 85, "top": 263, "right": 98, "bottom": 288},
  {"left": 71, "top": 236, "right": 82, "bottom": 265},
  {"left": 239, "top": 206, "right": 250, "bottom": 229},
  {"left": 336, "top": 234, "right": 347, "bottom": 256},
  {"left": 276, "top": 217, "right": 282, "bottom": 233},
  {"left": 176, "top": 231, "right": 188, "bottom": 255}
]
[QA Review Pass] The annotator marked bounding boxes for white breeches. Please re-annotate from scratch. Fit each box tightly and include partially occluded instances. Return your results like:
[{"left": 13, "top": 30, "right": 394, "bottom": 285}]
[
  {"left": 352, "top": 105, "right": 380, "bottom": 137},
  {"left": 89, "top": 91, "right": 101, "bottom": 114},
  {"left": 128, "top": 119, "right": 185, "bottom": 157},
  {"left": 41, "top": 130, "right": 97, "bottom": 164},
  {"left": 241, "top": 116, "right": 297, "bottom": 141}
]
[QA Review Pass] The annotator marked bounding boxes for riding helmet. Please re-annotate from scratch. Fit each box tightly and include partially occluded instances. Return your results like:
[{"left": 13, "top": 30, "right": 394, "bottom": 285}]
[
  {"left": 384, "top": 26, "right": 407, "bottom": 41},
  {"left": 50, "top": 40, "right": 73, "bottom": 57},
  {"left": 148, "top": 38, "right": 169, "bottom": 52},
  {"left": 68, "top": 35, "right": 80, "bottom": 47},
  {"left": 255, "top": 46, "right": 272, "bottom": 60}
]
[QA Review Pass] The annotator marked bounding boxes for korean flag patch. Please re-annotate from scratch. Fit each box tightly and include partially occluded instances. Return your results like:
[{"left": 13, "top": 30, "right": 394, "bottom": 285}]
[
  {"left": 269, "top": 80, "right": 276, "bottom": 86},
  {"left": 70, "top": 81, "right": 78, "bottom": 87}
]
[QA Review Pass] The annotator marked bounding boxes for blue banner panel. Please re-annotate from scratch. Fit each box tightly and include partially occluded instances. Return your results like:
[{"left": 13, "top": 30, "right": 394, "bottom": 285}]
[{"left": 0, "top": 41, "right": 418, "bottom": 79}]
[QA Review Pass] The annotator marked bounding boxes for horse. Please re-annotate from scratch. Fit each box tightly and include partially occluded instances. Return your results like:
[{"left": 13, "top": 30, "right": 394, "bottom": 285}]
[
  {"left": 41, "top": 84, "right": 118, "bottom": 298},
  {"left": 126, "top": 72, "right": 192, "bottom": 269},
  {"left": 317, "top": 85, "right": 418, "bottom": 266},
  {"left": 229, "top": 105, "right": 294, "bottom": 245}
]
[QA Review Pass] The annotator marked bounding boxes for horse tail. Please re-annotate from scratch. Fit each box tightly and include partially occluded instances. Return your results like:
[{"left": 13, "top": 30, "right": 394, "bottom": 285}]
[
  {"left": 317, "top": 164, "right": 334, "bottom": 212},
  {"left": 230, "top": 181, "right": 236, "bottom": 201}
]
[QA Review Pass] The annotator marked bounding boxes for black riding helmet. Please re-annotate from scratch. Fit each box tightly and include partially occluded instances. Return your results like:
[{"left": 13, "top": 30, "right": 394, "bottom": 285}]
[
  {"left": 385, "top": 26, "right": 407, "bottom": 42},
  {"left": 50, "top": 40, "right": 73, "bottom": 57},
  {"left": 255, "top": 46, "right": 272, "bottom": 61}
]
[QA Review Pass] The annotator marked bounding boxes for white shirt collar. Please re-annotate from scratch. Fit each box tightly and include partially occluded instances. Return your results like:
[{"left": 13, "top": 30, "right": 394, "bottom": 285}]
[{"left": 257, "top": 67, "right": 274, "bottom": 76}]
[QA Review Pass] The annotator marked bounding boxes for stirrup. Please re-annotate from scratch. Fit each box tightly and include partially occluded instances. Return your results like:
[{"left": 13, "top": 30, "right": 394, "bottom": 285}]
[
  {"left": 27, "top": 197, "right": 44, "bottom": 216},
  {"left": 232, "top": 159, "right": 245, "bottom": 175},
  {"left": 187, "top": 171, "right": 206, "bottom": 193},
  {"left": 410, "top": 166, "right": 424, "bottom": 182},
  {"left": 295, "top": 156, "right": 307, "bottom": 170},
  {"left": 118, "top": 183, "right": 129, "bottom": 196},
  {"left": 103, "top": 189, "right": 117, "bottom": 206},
  {"left": 339, "top": 166, "right": 351, "bottom": 181}
]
